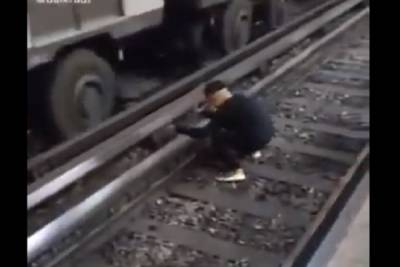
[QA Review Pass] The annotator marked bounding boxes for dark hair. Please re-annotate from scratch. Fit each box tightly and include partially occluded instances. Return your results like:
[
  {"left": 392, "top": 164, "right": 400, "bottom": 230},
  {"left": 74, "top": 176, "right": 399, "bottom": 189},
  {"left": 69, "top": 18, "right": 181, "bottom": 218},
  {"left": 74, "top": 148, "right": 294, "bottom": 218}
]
[{"left": 204, "top": 80, "right": 227, "bottom": 96}]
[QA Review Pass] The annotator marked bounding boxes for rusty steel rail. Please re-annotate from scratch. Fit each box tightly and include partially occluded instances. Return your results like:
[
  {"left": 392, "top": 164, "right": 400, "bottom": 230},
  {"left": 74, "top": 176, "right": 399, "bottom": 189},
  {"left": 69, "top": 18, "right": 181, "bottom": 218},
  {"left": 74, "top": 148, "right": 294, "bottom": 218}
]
[
  {"left": 27, "top": 0, "right": 364, "bottom": 211},
  {"left": 28, "top": 137, "right": 195, "bottom": 262},
  {"left": 282, "top": 146, "right": 369, "bottom": 267},
  {"left": 27, "top": 89, "right": 203, "bottom": 210},
  {"left": 246, "top": 7, "right": 369, "bottom": 97}
]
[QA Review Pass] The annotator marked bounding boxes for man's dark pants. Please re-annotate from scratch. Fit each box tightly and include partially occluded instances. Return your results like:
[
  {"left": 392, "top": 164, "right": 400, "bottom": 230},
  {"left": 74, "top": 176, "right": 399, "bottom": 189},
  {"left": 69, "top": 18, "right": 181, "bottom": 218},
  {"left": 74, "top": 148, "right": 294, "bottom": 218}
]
[{"left": 202, "top": 129, "right": 260, "bottom": 172}]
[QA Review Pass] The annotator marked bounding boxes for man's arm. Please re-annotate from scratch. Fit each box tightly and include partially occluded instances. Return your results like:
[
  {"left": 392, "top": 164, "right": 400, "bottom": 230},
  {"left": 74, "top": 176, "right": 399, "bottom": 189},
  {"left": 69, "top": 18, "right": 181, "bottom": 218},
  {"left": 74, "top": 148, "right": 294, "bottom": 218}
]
[
  {"left": 200, "top": 110, "right": 215, "bottom": 119},
  {"left": 176, "top": 120, "right": 216, "bottom": 139},
  {"left": 198, "top": 104, "right": 217, "bottom": 119}
]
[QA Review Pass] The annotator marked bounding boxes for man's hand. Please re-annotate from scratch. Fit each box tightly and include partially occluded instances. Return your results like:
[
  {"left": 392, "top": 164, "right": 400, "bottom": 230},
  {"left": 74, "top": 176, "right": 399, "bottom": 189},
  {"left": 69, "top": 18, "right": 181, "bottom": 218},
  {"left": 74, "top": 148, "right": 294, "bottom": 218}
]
[
  {"left": 199, "top": 105, "right": 216, "bottom": 118},
  {"left": 175, "top": 125, "right": 190, "bottom": 135}
]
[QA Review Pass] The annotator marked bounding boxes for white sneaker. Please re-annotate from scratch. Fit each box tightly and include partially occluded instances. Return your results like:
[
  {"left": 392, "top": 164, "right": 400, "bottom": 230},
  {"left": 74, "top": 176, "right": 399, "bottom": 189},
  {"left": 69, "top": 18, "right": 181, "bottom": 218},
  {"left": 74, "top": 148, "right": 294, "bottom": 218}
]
[
  {"left": 252, "top": 151, "right": 262, "bottom": 160},
  {"left": 215, "top": 168, "right": 246, "bottom": 182}
]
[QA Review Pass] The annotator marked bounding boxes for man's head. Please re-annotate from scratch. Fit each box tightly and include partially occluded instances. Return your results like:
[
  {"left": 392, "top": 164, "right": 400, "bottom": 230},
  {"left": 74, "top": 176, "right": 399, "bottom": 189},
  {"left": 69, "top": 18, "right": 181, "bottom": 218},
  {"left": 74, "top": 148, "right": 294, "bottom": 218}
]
[{"left": 204, "top": 80, "right": 232, "bottom": 108}]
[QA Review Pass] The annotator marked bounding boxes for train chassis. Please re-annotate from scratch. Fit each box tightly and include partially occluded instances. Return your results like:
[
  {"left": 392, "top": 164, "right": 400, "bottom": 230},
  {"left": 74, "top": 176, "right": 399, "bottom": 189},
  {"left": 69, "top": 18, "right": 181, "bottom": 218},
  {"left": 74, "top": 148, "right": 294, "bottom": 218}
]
[{"left": 27, "top": 0, "right": 287, "bottom": 144}]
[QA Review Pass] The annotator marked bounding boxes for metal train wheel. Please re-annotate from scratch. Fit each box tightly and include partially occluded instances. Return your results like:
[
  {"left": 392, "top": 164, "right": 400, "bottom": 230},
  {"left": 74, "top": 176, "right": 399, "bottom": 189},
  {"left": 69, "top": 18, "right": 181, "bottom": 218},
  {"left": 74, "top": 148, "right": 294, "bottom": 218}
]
[
  {"left": 220, "top": 0, "right": 253, "bottom": 53},
  {"left": 48, "top": 49, "right": 116, "bottom": 139},
  {"left": 265, "top": 0, "right": 287, "bottom": 31},
  {"left": 185, "top": 20, "right": 208, "bottom": 60}
]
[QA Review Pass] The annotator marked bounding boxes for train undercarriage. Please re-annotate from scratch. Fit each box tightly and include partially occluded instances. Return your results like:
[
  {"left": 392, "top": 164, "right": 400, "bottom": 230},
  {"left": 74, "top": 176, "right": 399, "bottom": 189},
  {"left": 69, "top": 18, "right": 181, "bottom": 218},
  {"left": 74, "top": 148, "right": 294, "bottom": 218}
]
[{"left": 27, "top": 0, "right": 299, "bottom": 156}]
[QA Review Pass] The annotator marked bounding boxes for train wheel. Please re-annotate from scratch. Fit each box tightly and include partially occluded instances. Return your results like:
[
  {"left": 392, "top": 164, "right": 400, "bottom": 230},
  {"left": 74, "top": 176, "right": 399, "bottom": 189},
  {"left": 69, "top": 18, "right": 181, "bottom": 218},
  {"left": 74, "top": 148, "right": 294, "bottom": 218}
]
[
  {"left": 265, "top": 0, "right": 287, "bottom": 31},
  {"left": 48, "top": 49, "right": 116, "bottom": 139},
  {"left": 220, "top": 0, "right": 253, "bottom": 53},
  {"left": 185, "top": 20, "right": 208, "bottom": 62}
]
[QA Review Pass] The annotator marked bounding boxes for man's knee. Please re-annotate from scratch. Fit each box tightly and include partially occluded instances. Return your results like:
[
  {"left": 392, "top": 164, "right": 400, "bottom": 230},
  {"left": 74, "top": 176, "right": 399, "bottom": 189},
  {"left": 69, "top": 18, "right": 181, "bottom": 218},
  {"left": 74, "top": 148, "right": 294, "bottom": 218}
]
[{"left": 211, "top": 136, "right": 234, "bottom": 152}]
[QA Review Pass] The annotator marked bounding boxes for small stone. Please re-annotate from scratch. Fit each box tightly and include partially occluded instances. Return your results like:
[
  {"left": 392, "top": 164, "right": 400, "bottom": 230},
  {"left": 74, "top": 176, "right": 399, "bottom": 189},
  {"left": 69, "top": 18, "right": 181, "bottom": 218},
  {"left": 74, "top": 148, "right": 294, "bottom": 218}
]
[
  {"left": 251, "top": 76, "right": 259, "bottom": 83},
  {"left": 291, "top": 196, "right": 306, "bottom": 208},
  {"left": 239, "top": 258, "right": 250, "bottom": 267},
  {"left": 299, "top": 132, "right": 310, "bottom": 139},
  {"left": 209, "top": 228, "right": 217, "bottom": 234},
  {"left": 264, "top": 242, "right": 273, "bottom": 249},
  {"left": 270, "top": 218, "right": 279, "bottom": 230},
  {"left": 286, "top": 238, "right": 296, "bottom": 244},
  {"left": 156, "top": 199, "right": 163, "bottom": 205},
  {"left": 118, "top": 249, "right": 127, "bottom": 256},
  {"left": 253, "top": 222, "right": 264, "bottom": 230},
  {"left": 238, "top": 239, "right": 246, "bottom": 245},
  {"left": 184, "top": 219, "right": 195, "bottom": 227},
  {"left": 185, "top": 176, "right": 194, "bottom": 181},
  {"left": 255, "top": 193, "right": 267, "bottom": 201},
  {"left": 227, "top": 259, "right": 236, "bottom": 266}
]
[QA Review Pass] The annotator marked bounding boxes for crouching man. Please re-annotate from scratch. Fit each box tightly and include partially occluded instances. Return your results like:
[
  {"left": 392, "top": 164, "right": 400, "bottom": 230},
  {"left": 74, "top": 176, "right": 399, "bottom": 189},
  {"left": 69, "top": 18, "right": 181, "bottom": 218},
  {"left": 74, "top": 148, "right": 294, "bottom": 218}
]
[{"left": 176, "top": 80, "right": 275, "bottom": 182}]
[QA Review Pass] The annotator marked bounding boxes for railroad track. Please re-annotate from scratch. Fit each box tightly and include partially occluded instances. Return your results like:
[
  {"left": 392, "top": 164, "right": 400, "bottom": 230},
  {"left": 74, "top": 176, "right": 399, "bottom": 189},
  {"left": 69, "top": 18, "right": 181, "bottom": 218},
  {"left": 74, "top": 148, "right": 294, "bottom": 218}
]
[
  {"left": 27, "top": 0, "right": 327, "bottom": 162},
  {"left": 27, "top": 2, "right": 369, "bottom": 267},
  {"left": 27, "top": 0, "right": 356, "bottom": 180}
]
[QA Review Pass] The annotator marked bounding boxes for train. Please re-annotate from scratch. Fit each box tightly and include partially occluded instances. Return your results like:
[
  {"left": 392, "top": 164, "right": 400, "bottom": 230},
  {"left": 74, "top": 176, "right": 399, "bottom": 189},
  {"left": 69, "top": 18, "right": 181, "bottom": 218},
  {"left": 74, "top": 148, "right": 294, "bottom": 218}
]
[{"left": 27, "top": 0, "right": 289, "bottom": 141}]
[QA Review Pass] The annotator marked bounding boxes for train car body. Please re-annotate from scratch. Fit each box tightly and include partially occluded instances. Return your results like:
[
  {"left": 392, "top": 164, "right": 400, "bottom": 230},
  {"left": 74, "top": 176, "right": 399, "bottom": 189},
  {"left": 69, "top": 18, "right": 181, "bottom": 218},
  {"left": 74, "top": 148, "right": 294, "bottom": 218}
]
[
  {"left": 28, "top": 0, "right": 250, "bottom": 70},
  {"left": 28, "top": 0, "right": 165, "bottom": 70},
  {"left": 27, "top": 0, "right": 286, "bottom": 140}
]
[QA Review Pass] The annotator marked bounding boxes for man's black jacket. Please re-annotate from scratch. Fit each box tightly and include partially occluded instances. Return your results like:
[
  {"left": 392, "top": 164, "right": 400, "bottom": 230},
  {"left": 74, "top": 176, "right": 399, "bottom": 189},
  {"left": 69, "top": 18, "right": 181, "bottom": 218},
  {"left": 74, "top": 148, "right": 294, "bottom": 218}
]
[{"left": 179, "top": 94, "right": 275, "bottom": 151}]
